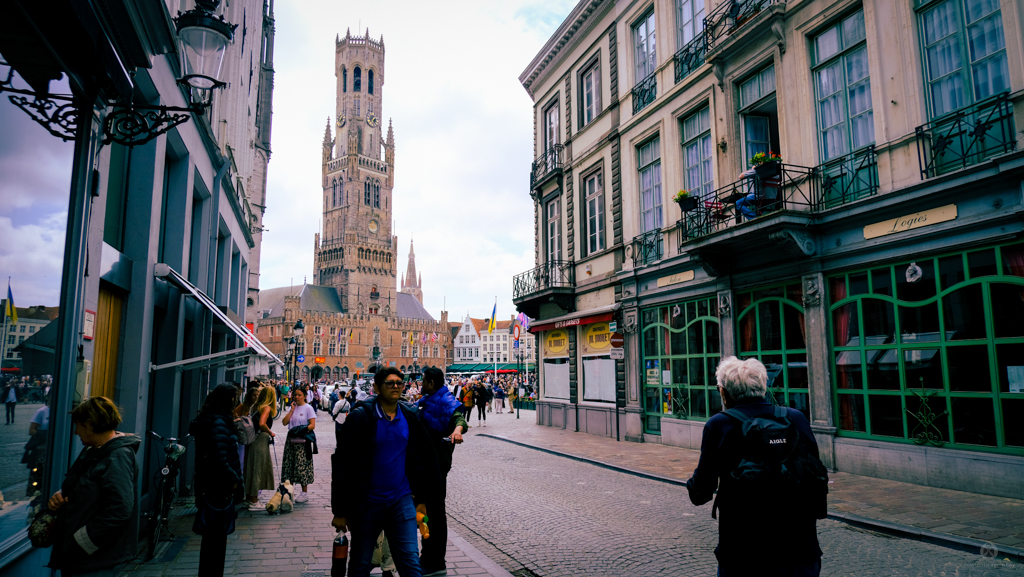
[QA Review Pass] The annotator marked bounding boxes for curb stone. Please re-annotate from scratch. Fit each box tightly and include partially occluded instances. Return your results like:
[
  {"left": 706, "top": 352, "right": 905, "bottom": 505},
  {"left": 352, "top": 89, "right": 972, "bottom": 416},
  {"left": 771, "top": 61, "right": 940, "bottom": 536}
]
[{"left": 478, "top": 433, "right": 1024, "bottom": 564}]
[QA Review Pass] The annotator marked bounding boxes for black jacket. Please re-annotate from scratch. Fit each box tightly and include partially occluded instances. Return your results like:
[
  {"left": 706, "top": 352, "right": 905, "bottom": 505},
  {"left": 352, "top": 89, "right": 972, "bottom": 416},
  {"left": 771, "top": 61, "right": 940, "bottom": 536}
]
[
  {"left": 49, "top": 434, "right": 140, "bottom": 571},
  {"left": 189, "top": 413, "right": 243, "bottom": 504},
  {"left": 332, "top": 396, "right": 441, "bottom": 519}
]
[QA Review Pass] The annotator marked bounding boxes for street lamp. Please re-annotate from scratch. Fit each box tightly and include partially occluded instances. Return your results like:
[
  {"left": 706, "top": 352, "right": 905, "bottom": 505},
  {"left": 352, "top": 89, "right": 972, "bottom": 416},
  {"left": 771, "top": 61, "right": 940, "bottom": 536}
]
[
  {"left": 292, "top": 320, "right": 305, "bottom": 384},
  {"left": 286, "top": 337, "right": 296, "bottom": 385}
]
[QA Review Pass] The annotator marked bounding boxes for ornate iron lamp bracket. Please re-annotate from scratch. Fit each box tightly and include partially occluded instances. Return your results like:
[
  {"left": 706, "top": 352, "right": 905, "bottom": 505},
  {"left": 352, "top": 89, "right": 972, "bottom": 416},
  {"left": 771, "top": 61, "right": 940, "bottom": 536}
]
[
  {"left": 0, "top": 64, "right": 78, "bottom": 141},
  {"left": 102, "top": 103, "right": 195, "bottom": 147}
]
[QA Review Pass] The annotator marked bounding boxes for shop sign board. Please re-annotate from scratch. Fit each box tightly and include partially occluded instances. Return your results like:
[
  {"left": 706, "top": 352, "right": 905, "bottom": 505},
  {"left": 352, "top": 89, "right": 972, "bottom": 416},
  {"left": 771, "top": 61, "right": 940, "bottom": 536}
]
[
  {"left": 609, "top": 347, "right": 624, "bottom": 359},
  {"left": 581, "top": 322, "right": 611, "bottom": 355},
  {"left": 656, "top": 270, "right": 695, "bottom": 288},
  {"left": 863, "top": 204, "right": 957, "bottom": 239},
  {"left": 545, "top": 329, "right": 568, "bottom": 355},
  {"left": 314, "top": 357, "right": 326, "bottom": 364}
]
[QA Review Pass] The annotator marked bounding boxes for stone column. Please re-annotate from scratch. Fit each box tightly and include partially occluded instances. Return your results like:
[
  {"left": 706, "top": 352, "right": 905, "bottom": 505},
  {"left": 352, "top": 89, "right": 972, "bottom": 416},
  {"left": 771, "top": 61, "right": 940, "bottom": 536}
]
[
  {"left": 802, "top": 273, "right": 837, "bottom": 470},
  {"left": 622, "top": 278, "right": 643, "bottom": 442}
]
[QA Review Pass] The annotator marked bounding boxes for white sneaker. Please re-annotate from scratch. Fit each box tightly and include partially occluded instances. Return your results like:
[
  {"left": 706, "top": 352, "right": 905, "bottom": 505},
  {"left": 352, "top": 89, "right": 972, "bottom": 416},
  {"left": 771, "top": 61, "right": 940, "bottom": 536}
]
[
  {"left": 248, "top": 501, "right": 264, "bottom": 511},
  {"left": 295, "top": 492, "right": 309, "bottom": 503}
]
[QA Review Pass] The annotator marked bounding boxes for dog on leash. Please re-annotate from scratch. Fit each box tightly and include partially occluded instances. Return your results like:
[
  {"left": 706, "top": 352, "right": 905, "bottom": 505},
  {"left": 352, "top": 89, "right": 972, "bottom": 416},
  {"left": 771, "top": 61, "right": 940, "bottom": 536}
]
[{"left": 265, "top": 480, "right": 295, "bottom": 514}]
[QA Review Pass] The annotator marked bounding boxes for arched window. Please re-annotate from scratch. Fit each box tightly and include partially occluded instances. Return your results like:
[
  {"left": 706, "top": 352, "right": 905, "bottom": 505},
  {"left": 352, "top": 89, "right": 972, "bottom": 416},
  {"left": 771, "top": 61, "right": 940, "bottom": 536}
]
[
  {"left": 368, "top": 69, "right": 374, "bottom": 95},
  {"left": 364, "top": 180, "right": 371, "bottom": 205},
  {"left": 332, "top": 179, "right": 338, "bottom": 207},
  {"left": 373, "top": 180, "right": 380, "bottom": 208},
  {"left": 354, "top": 67, "right": 362, "bottom": 92},
  {"left": 342, "top": 67, "right": 347, "bottom": 92}
]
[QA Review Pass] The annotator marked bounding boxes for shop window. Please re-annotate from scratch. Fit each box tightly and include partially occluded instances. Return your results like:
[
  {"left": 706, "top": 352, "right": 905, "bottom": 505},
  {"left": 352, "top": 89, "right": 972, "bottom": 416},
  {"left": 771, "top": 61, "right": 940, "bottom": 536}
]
[
  {"left": 640, "top": 296, "right": 720, "bottom": 433},
  {"left": 829, "top": 241, "right": 1024, "bottom": 453},
  {"left": 582, "top": 322, "right": 615, "bottom": 402}
]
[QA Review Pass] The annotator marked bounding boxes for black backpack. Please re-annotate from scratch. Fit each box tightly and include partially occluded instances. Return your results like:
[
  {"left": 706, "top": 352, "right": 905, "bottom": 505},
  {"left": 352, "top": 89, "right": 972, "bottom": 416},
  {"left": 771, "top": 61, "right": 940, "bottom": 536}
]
[{"left": 714, "top": 406, "right": 829, "bottom": 520}]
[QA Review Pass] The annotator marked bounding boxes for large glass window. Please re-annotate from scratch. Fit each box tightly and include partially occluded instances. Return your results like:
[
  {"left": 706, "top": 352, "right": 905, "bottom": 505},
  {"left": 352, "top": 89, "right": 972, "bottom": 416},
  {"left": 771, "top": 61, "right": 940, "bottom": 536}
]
[
  {"left": 736, "top": 282, "right": 810, "bottom": 419},
  {"left": 682, "top": 106, "right": 713, "bottom": 198},
  {"left": 581, "top": 59, "right": 602, "bottom": 126},
  {"left": 813, "top": 10, "right": 873, "bottom": 161},
  {"left": 676, "top": 0, "right": 705, "bottom": 49},
  {"left": 641, "top": 297, "right": 721, "bottom": 434},
  {"left": 546, "top": 199, "right": 562, "bottom": 263},
  {"left": 633, "top": 10, "right": 657, "bottom": 81},
  {"left": 921, "top": 0, "right": 1008, "bottom": 117},
  {"left": 739, "top": 65, "right": 779, "bottom": 167},
  {"left": 584, "top": 170, "right": 605, "bottom": 255},
  {"left": 638, "top": 137, "right": 663, "bottom": 233},
  {"left": 830, "top": 242, "right": 1024, "bottom": 453}
]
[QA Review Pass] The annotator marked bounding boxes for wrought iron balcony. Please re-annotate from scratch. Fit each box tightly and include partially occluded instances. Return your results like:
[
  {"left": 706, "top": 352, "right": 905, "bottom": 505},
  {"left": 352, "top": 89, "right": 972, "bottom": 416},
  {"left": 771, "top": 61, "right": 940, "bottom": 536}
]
[
  {"left": 677, "top": 162, "right": 817, "bottom": 244},
  {"left": 704, "top": 0, "right": 781, "bottom": 53},
  {"left": 369, "top": 291, "right": 380, "bottom": 300},
  {"left": 674, "top": 34, "right": 707, "bottom": 84},
  {"left": 530, "top": 144, "right": 564, "bottom": 191},
  {"left": 512, "top": 260, "right": 575, "bottom": 302},
  {"left": 632, "top": 72, "right": 657, "bottom": 115},
  {"left": 815, "top": 145, "right": 878, "bottom": 210},
  {"left": 631, "top": 229, "right": 663, "bottom": 268},
  {"left": 915, "top": 92, "right": 1015, "bottom": 179}
]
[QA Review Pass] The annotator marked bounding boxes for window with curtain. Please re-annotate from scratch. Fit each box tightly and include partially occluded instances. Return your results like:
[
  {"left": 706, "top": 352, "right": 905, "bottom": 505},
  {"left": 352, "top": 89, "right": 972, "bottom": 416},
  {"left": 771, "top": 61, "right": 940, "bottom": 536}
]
[
  {"left": 830, "top": 242, "right": 1024, "bottom": 451},
  {"left": 738, "top": 65, "right": 775, "bottom": 109},
  {"left": 736, "top": 282, "right": 809, "bottom": 419},
  {"left": 638, "top": 137, "right": 663, "bottom": 233},
  {"left": 584, "top": 170, "right": 605, "bottom": 255},
  {"left": 921, "top": 0, "right": 1008, "bottom": 117},
  {"left": 675, "top": 0, "right": 705, "bottom": 49},
  {"left": 682, "top": 106, "right": 713, "bottom": 198},
  {"left": 633, "top": 10, "right": 657, "bottom": 82},
  {"left": 813, "top": 10, "right": 873, "bottom": 161}
]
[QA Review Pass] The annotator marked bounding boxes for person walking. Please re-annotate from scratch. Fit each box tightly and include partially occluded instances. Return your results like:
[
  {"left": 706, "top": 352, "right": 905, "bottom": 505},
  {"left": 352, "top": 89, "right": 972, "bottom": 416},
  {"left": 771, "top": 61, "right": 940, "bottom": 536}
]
[
  {"left": 281, "top": 388, "right": 316, "bottom": 503},
  {"left": 473, "top": 382, "right": 489, "bottom": 427},
  {"left": 493, "top": 383, "right": 506, "bottom": 414},
  {"left": 331, "top": 367, "right": 442, "bottom": 577},
  {"left": 460, "top": 382, "right": 475, "bottom": 424},
  {"left": 234, "top": 387, "right": 259, "bottom": 470},
  {"left": 46, "top": 397, "right": 139, "bottom": 577},
  {"left": 244, "top": 386, "right": 277, "bottom": 510},
  {"left": 331, "top": 391, "right": 351, "bottom": 445},
  {"left": 4, "top": 381, "right": 17, "bottom": 424},
  {"left": 416, "top": 367, "right": 466, "bottom": 576},
  {"left": 190, "top": 384, "right": 244, "bottom": 577}
]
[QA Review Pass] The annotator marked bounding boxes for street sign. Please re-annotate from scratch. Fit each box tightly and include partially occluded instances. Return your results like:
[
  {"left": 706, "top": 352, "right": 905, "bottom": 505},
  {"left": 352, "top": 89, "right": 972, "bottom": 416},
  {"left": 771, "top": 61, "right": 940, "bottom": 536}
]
[
  {"left": 513, "top": 325, "right": 521, "bottom": 340},
  {"left": 513, "top": 340, "right": 519, "bottom": 348},
  {"left": 609, "top": 332, "right": 624, "bottom": 348},
  {"left": 609, "top": 347, "right": 625, "bottom": 360},
  {"left": 609, "top": 321, "right": 617, "bottom": 333},
  {"left": 296, "top": 355, "right": 305, "bottom": 363}
]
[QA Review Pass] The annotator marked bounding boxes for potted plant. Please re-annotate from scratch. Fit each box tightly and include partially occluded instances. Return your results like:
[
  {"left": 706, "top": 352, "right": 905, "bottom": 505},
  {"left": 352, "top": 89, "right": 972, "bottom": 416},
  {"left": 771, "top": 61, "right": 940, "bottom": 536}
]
[
  {"left": 673, "top": 189, "right": 699, "bottom": 212},
  {"left": 750, "top": 151, "right": 783, "bottom": 178}
]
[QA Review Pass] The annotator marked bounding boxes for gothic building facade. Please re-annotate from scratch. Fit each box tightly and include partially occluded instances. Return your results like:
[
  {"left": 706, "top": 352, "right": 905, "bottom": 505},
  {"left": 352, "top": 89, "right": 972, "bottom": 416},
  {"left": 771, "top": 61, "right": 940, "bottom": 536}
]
[{"left": 255, "top": 29, "right": 449, "bottom": 380}]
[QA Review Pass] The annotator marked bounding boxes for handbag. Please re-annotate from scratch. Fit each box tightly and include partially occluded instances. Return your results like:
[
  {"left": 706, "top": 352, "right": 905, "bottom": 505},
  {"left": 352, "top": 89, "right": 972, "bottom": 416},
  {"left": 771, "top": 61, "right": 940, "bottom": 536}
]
[
  {"left": 234, "top": 414, "right": 257, "bottom": 445},
  {"left": 28, "top": 508, "right": 58, "bottom": 548}
]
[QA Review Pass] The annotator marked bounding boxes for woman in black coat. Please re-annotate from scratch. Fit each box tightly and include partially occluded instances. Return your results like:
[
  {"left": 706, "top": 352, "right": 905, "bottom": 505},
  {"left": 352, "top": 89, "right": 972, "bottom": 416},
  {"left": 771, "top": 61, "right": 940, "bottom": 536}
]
[{"left": 189, "top": 383, "right": 244, "bottom": 577}]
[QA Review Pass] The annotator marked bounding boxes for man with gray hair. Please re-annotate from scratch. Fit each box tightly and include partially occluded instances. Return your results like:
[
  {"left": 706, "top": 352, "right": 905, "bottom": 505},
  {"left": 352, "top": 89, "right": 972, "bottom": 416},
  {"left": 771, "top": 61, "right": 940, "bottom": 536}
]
[{"left": 686, "top": 356, "right": 826, "bottom": 577}]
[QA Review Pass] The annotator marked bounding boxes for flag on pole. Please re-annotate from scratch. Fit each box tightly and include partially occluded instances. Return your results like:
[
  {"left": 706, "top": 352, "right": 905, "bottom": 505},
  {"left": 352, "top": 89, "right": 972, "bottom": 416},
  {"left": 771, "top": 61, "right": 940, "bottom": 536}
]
[
  {"left": 337, "top": 328, "right": 343, "bottom": 343},
  {"left": 5, "top": 283, "right": 16, "bottom": 325},
  {"left": 421, "top": 332, "right": 427, "bottom": 344},
  {"left": 409, "top": 332, "right": 414, "bottom": 345},
  {"left": 431, "top": 332, "right": 438, "bottom": 342},
  {"left": 488, "top": 302, "right": 496, "bottom": 334}
]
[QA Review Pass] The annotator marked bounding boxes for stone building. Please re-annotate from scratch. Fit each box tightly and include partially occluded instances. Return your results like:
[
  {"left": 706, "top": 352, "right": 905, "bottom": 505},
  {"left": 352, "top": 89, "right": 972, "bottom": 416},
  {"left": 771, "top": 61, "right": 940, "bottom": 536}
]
[
  {"left": 516, "top": 0, "right": 1024, "bottom": 498},
  {"left": 254, "top": 29, "right": 450, "bottom": 380}
]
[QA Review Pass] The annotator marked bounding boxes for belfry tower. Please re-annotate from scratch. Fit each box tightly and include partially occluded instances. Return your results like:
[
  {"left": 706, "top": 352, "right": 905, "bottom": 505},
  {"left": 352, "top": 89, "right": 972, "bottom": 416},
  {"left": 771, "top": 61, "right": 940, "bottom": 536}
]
[
  {"left": 313, "top": 28, "right": 397, "bottom": 316},
  {"left": 400, "top": 239, "right": 423, "bottom": 305}
]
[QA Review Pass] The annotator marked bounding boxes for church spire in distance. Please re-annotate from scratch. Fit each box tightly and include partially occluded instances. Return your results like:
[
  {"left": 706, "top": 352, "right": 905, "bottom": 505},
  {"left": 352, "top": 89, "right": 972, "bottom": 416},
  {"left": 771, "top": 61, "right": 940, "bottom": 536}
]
[{"left": 400, "top": 238, "right": 423, "bottom": 305}]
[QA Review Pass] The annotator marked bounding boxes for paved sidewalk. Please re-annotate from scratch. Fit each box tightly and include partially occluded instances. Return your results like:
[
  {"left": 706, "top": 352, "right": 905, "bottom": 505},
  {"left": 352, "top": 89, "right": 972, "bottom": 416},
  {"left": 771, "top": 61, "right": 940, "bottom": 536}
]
[
  {"left": 468, "top": 407, "right": 1024, "bottom": 561},
  {"left": 121, "top": 412, "right": 511, "bottom": 577}
]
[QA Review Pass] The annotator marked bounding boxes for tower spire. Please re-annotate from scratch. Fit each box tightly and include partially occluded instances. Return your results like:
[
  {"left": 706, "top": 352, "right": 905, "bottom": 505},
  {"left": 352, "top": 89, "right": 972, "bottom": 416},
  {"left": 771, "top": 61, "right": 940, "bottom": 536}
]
[{"left": 400, "top": 238, "right": 423, "bottom": 304}]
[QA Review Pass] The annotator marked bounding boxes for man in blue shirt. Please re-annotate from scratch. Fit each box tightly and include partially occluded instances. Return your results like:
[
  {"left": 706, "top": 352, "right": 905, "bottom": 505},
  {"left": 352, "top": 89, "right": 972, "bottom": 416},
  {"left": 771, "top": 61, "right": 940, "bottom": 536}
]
[{"left": 332, "top": 368, "right": 441, "bottom": 577}]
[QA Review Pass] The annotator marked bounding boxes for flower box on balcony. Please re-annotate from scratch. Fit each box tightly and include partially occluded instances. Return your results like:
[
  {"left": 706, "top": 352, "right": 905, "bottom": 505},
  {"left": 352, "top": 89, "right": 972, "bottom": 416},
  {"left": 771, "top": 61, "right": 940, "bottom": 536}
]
[
  {"left": 676, "top": 196, "right": 699, "bottom": 212},
  {"left": 754, "top": 160, "right": 781, "bottom": 179}
]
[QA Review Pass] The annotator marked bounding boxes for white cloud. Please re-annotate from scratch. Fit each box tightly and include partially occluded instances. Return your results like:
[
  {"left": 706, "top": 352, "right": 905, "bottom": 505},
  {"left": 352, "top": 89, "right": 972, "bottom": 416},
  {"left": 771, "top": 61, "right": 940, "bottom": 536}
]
[
  {"left": 0, "top": 212, "right": 68, "bottom": 306},
  {"left": 259, "top": 0, "right": 572, "bottom": 322}
]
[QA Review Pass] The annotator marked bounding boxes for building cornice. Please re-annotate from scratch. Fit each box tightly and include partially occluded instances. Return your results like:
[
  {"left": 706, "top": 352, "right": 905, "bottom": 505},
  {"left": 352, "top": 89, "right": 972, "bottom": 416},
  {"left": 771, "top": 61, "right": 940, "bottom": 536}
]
[{"left": 519, "top": 0, "right": 607, "bottom": 98}]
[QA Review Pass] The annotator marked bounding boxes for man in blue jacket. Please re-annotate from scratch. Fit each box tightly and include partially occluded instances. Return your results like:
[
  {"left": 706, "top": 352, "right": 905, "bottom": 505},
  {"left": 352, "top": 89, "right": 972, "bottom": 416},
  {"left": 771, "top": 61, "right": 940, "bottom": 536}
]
[{"left": 332, "top": 368, "right": 441, "bottom": 577}]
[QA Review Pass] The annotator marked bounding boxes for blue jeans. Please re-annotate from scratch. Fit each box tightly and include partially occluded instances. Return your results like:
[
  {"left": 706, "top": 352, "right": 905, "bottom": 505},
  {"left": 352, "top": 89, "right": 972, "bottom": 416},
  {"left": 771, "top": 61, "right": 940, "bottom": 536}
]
[
  {"left": 718, "top": 560, "right": 821, "bottom": 577},
  {"left": 735, "top": 193, "right": 757, "bottom": 220},
  {"left": 349, "top": 494, "right": 421, "bottom": 577}
]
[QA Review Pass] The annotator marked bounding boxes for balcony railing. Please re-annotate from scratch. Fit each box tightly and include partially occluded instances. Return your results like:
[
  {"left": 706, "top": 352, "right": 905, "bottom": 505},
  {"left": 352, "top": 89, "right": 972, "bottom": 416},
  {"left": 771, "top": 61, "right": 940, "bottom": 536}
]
[
  {"left": 632, "top": 229, "right": 663, "bottom": 268},
  {"left": 674, "top": 34, "right": 708, "bottom": 84},
  {"left": 705, "top": 0, "right": 781, "bottom": 52},
  {"left": 369, "top": 291, "right": 380, "bottom": 300},
  {"left": 678, "top": 162, "right": 817, "bottom": 243},
  {"left": 816, "top": 145, "right": 878, "bottom": 210},
  {"left": 512, "top": 260, "right": 575, "bottom": 301},
  {"left": 530, "top": 144, "right": 564, "bottom": 190},
  {"left": 915, "top": 92, "right": 1015, "bottom": 179},
  {"left": 632, "top": 71, "right": 657, "bottom": 115}
]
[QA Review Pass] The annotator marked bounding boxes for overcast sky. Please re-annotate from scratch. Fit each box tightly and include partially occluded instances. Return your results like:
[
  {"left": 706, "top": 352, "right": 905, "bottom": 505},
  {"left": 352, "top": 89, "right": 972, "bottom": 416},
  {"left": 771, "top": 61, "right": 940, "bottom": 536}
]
[
  {"left": 260, "top": 0, "right": 572, "bottom": 323},
  {"left": 0, "top": 0, "right": 570, "bottom": 320}
]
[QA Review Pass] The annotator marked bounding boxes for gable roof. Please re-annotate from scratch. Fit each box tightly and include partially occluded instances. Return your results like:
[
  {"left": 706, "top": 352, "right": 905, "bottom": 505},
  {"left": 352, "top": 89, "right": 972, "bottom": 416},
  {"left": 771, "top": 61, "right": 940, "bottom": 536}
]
[
  {"left": 257, "top": 284, "right": 344, "bottom": 318},
  {"left": 396, "top": 292, "right": 435, "bottom": 321}
]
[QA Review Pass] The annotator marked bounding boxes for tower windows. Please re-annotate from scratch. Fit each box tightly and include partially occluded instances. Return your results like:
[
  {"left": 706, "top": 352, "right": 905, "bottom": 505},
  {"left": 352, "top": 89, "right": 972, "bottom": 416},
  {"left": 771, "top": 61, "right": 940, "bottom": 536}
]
[
  {"left": 373, "top": 180, "right": 380, "bottom": 208},
  {"left": 332, "top": 179, "right": 338, "bottom": 207},
  {"left": 342, "top": 67, "right": 347, "bottom": 92},
  {"left": 364, "top": 180, "right": 371, "bottom": 205},
  {"left": 354, "top": 67, "right": 362, "bottom": 92},
  {"left": 369, "top": 69, "right": 374, "bottom": 94}
]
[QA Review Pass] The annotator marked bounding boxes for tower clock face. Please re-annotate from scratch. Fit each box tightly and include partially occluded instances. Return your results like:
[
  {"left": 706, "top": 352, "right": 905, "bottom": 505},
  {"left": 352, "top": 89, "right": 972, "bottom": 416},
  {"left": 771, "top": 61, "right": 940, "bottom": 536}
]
[
  {"left": 368, "top": 219, "right": 379, "bottom": 234},
  {"left": 336, "top": 114, "right": 346, "bottom": 128},
  {"left": 366, "top": 113, "right": 378, "bottom": 127}
]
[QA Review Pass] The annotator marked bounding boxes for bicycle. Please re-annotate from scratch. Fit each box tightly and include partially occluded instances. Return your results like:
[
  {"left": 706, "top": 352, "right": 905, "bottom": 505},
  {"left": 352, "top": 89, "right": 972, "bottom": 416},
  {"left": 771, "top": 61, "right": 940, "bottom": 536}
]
[{"left": 143, "top": 430, "right": 192, "bottom": 561}]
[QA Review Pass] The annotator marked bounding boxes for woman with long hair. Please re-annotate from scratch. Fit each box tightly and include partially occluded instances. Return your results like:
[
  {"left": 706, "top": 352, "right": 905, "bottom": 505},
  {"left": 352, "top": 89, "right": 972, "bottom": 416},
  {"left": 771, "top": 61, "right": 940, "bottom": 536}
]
[
  {"left": 281, "top": 387, "right": 316, "bottom": 502},
  {"left": 244, "top": 386, "right": 277, "bottom": 509},
  {"left": 189, "top": 383, "right": 243, "bottom": 577}
]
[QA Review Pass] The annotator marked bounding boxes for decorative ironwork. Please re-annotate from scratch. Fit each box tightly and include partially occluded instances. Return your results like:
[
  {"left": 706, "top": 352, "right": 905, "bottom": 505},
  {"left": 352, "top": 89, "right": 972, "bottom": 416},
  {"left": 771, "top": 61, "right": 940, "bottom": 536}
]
[
  {"left": 0, "top": 63, "right": 79, "bottom": 141},
  {"left": 632, "top": 72, "right": 657, "bottom": 115},
  {"left": 815, "top": 145, "right": 878, "bottom": 209},
  {"left": 631, "top": 229, "right": 662, "bottom": 268},
  {"left": 915, "top": 92, "right": 1015, "bottom": 179},
  {"left": 674, "top": 34, "right": 707, "bottom": 84},
  {"left": 103, "top": 105, "right": 192, "bottom": 146},
  {"left": 906, "top": 382, "right": 946, "bottom": 447},
  {"left": 512, "top": 260, "right": 575, "bottom": 301},
  {"left": 530, "top": 144, "right": 564, "bottom": 190},
  {"left": 704, "top": 0, "right": 781, "bottom": 52}
]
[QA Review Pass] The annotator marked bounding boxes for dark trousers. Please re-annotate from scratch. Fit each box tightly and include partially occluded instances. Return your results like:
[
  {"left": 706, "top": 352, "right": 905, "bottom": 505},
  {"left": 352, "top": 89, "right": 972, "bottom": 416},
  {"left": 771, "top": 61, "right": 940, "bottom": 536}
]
[
  {"left": 5, "top": 402, "right": 15, "bottom": 423},
  {"left": 198, "top": 531, "right": 228, "bottom": 577},
  {"left": 718, "top": 560, "right": 821, "bottom": 577},
  {"left": 475, "top": 405, "right": 486, "bottom": 421},
  {"left": 419, "top": 476, "right": 448, "bottom": 572}
]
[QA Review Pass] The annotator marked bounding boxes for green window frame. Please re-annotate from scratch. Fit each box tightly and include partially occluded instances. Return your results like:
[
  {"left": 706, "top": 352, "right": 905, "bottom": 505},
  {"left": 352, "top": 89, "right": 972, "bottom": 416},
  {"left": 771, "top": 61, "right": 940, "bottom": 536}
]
[
  {"left": 829, "top": 242, "right": 1024, "bottom": 454},
  {"left": 640, "top": 296, "right": 721, "bottom": 434},
  {"left": 736, "top": 281, "right": 810, "bottom": 419}
]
